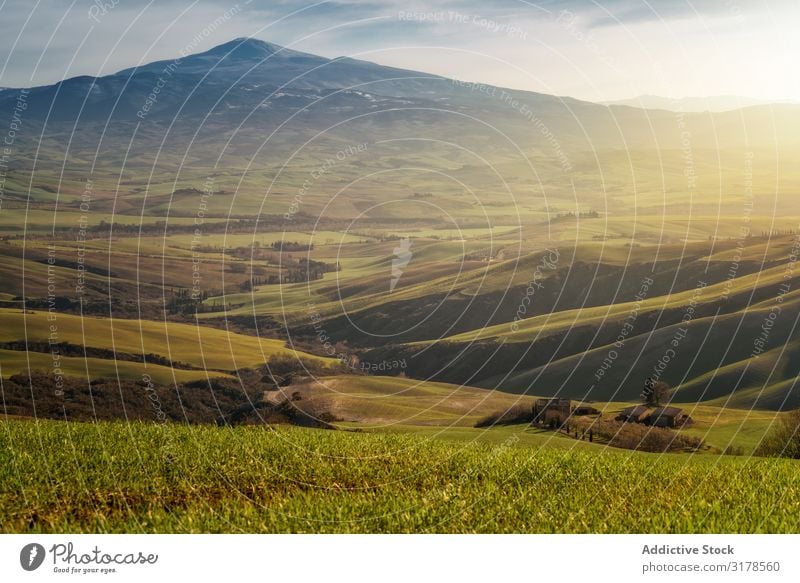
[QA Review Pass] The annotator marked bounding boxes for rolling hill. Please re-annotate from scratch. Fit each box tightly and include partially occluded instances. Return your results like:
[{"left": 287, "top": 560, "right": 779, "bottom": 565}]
[{"left": 2, "top": 37, "right": 800, "bottom": 422}]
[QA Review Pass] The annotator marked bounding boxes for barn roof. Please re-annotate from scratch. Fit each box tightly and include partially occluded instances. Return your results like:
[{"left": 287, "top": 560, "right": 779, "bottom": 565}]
[
  {"left": 535, "top": 398, "right": 571, "bottom": 407},
  {"left": 620, "top": 405, "right": 648, "bottom": 416},
  {"left": 651, "top": 406, "right": 683, "bottom": 417}
]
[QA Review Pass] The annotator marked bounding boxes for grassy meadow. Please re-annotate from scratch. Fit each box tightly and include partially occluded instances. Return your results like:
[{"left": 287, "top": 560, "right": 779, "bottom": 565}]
[
  {"left": 0, "top": 348, "right": 228, "bottom": 383},
  {"left": 1, "top": 418, "right": 797, "bottom": 533},
  {"left": 0, "top": 308, "right": 331, "bottom": 372}
]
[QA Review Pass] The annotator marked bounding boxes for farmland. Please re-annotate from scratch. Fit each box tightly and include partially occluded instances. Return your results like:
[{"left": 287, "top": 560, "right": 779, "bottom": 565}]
[
  {"left": 1, "top": 419, "right": 797, "bottom": 533},
  {"left": 2, "top": 34, "right": 800, "bottom": 537},
  {"left": 0, "top": 308, "right": 332, "bottom": 372}
]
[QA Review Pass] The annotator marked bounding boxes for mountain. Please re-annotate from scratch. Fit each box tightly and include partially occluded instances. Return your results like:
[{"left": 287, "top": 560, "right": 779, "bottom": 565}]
[
  {"left": 119, "top": 37, "right": 443, "bottom": 93},
  {"left": 602, "top": 94, "right": 794, "bottom": 112},
  {"left": 2, "top": 37, "right": 800, "bottom": 225},
  {"left": 3, "top": 37, "right": 799, "bottom": 150},
  {"left": 3, "top": 37, "right": 800, "bottom": 229},
  {"left": 0, "top": 38, "right": 443, "bottom": 124}
]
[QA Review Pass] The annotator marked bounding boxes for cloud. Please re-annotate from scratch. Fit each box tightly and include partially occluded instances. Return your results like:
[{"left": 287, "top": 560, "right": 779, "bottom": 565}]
[{"left": 535, "top": 0, "right": 781, "bottom": 27}]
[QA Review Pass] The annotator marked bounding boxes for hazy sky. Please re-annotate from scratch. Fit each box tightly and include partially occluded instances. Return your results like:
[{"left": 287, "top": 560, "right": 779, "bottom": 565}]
[{"left": 1, "top": 0, "right": 798, "bottom": 102}]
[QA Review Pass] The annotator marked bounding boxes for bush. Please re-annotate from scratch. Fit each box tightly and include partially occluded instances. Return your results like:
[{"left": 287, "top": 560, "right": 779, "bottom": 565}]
[
  {"left": 224, "top": 395, "right": 338, "bottom": 429},
  {"left": 571, "top": 417, "right": 703, "bottom": 453},
  {"left": 475, "top": 404, "right": 534, "bottom": 427},
  {"left": 261, "top": 353, "right": 346, "bottom": 384},
  {"left": 756, "top": 409, "right": 800, "bottom": 458}
]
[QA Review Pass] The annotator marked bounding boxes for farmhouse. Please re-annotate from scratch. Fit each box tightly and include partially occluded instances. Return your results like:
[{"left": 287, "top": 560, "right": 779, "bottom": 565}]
[
  {"left": 532, "top": 398, "right": 572, "bottom": 427},
  {"left": 615, "top": 405, "right": 649, "bottom": 423},
  {"left": 647, "top": 406, "right": 685, "bottom": 428},
  {"left": 573, "top": 403, "right": 601, "bottom": 416},
  {"left": 615, "top": 405, "right": 691, "bottom": 427}
]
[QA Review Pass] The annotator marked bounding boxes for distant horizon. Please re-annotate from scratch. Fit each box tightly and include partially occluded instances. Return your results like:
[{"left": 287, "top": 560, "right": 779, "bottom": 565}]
[{"left": 1, "top": 35, "right": 798, "bottom": 111}]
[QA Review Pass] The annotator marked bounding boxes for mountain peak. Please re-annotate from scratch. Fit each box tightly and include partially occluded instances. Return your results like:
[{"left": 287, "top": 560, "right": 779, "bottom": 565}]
[{"left": 201, "top": 37, "right": 308, "bottom": 60}]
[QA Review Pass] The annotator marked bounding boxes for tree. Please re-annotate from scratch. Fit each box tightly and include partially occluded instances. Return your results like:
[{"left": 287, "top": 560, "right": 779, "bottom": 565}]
[
  {"left": 756, "top": 409, "right": 800, "bottom": 458},
  {"left": 641, "top": 377, "right": 671, "bottom": 406}
]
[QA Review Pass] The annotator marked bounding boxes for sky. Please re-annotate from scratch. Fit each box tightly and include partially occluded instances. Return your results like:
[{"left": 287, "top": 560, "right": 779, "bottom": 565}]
[{"left": 0, "top": 0, "right": 798, "bottom": 103}]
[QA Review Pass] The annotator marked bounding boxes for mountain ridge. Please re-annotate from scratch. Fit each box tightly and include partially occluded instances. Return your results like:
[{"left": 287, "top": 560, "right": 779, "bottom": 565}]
[
  {"left": 2, "top": 37, "right": 799, "bottom": 158},
  {"left": 602, "top": 93, "right": 796, "bottom": 112}
]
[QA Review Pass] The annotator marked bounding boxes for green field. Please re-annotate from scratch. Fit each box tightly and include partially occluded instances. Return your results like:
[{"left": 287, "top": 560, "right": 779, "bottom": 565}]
[
  {"left": 1, "top": 419, "right": 797, "bottom": 533},
  {"left": 0, "top": 309, "right": 332, "bottom": 374},
  {"left": 275, "top": 375, "right": 783, "bottom": 454},
  {"left": 0, "top": 349, "right": 229, "bottom": 383},
  {"left": 288, "top": 375, "right": 537, "bottom": 427}
]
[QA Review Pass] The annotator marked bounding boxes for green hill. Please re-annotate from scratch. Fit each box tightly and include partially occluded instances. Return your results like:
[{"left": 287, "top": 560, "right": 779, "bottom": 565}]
[{"left": 2, "top": 418, "right": 798, "bottom": 533}]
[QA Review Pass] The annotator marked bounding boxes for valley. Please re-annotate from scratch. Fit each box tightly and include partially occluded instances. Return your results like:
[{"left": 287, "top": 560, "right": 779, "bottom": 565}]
[{"left": 2, "top": 39, "right": 800, "bottom": 535}]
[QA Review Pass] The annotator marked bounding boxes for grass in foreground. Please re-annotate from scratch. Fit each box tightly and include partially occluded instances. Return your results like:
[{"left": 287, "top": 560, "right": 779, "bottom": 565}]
[{"left": 2, "top": 419, "right": 799, "bottom": 533}]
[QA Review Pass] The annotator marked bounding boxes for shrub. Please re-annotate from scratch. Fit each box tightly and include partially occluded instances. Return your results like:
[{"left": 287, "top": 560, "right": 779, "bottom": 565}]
[
  {"left": 571, "top": 417, "right": 703, "bottom": 453},
  {"left": 261, "top": 353, "right": 348, "bottom": 384},
  {"left": 755, "top": 409, "right": 800, "bottom": 458},
  {"left": 475, "top": 404, "right": 533, "bottom": 427}
]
